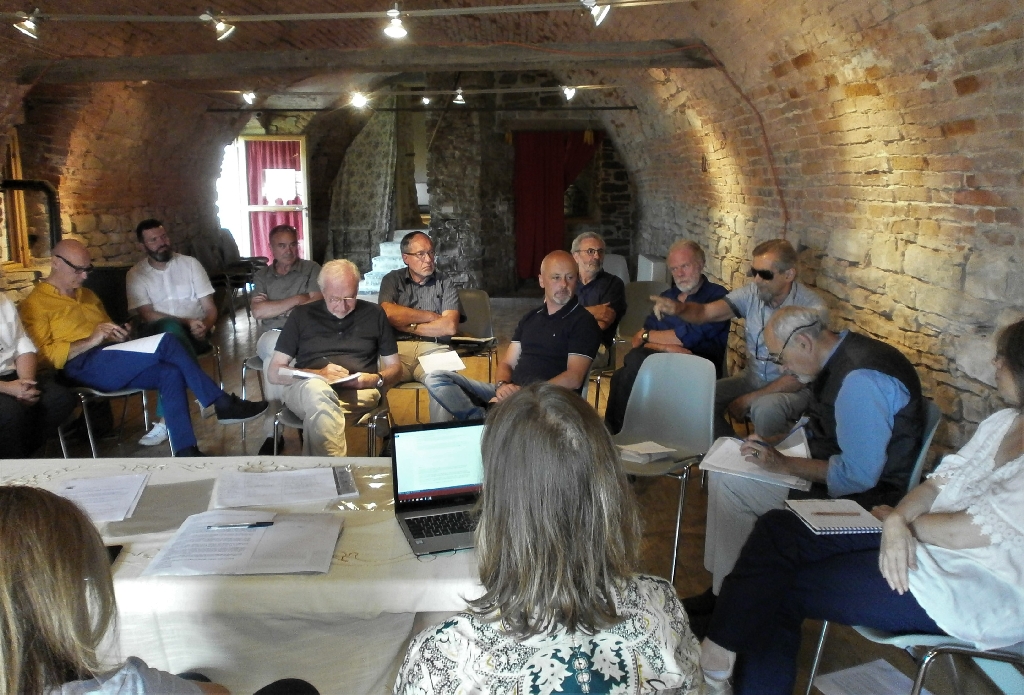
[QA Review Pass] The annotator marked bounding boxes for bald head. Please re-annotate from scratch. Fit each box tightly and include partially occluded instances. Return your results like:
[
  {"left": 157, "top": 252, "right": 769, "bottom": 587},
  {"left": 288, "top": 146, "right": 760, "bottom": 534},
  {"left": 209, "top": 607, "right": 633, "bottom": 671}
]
[
  {"left": 49, "top": 239, "right": 93, "bottom": 295},
  {"left": 538, "top": 250, "right": 579, "bottom": 311}
]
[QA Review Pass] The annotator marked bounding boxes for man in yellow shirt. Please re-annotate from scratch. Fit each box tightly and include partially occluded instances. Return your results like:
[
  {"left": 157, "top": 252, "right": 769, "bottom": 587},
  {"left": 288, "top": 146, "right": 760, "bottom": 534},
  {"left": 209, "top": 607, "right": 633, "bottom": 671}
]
[{"left": 20, "top": 239, "right": 268, "bottom": 456}]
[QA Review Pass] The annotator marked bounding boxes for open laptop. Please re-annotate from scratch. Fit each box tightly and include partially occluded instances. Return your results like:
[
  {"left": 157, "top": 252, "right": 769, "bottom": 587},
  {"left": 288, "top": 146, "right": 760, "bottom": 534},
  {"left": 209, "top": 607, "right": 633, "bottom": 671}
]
[{"left": 391, "top": 419, "right": 485, "bottom": 556}]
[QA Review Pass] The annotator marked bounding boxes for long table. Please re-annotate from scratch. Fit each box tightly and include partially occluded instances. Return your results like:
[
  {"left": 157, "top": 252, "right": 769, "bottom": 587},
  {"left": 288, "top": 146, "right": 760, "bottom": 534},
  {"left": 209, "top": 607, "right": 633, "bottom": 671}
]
[{"left": 0, "top": 456, "right": 482, "bottom": 695}]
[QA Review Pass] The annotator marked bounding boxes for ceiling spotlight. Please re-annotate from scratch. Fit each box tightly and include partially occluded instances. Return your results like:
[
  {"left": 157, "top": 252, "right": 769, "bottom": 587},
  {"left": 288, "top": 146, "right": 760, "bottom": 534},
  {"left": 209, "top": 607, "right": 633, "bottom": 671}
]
[
  {"left": 351, "top": 92, "right": 369, "bottom": 108},
  {"left": 562, "top": 86, "right": 576, "bottom": 101},
  {"left": 200, "top": 11, "right": 236, "bottom": 40},
  {"left": 13, "top": 9, "right": 41, "bottom": 39},
  {"left": 453, "top": 88, "right": 465, "bottom": 105},
  {"left": 383, "top": 4, "right": 407, "bottom": 39},
  {"left": 242, "top": 91, "right": 256, "bottom": 105},
  {"left": 421, "top": 96, "right": 431, "bottom": 105},
  {"left": 579, "top": 0, "right": 610, "bottom": 25}
]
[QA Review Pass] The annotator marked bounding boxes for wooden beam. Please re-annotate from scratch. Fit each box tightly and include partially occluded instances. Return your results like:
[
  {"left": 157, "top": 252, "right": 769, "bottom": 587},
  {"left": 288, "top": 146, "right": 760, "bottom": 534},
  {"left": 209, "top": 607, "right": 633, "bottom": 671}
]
[{"left": 19, "top": 41, "right": 715, "bottom": 85}]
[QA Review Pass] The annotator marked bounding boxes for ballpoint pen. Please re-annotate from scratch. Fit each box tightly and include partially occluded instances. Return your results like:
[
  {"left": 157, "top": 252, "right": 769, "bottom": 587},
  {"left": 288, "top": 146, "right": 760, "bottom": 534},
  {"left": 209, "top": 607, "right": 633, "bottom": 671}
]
[{"left": 206, "top": 521, "right": 275, "bottom": 530}]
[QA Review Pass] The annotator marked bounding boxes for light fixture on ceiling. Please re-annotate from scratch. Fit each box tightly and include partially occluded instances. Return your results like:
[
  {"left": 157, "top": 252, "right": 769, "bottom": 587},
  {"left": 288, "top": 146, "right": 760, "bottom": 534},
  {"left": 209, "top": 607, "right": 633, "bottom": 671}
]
[
  {"left": 421, "top": 96, "right": 431, "bottom": 105},
  {"left": 383, "top": 4, "right": 407, "bottom": 38},
  {"left": 562, "top": 86, "right": 576, "bottom": 100},
  {"left": 200, "top": 11, "right": 236, "bottom": 40},
  {"left": 453, "top": 88, "right": 465, "bottom": 105},
  {"left": 13, "top": 8, "right": 41, "bottom": 39},
  {"left": 351, "top": 92, "right": 369, "bottom": 108},
  {"left": 242, "top": 91, "right": 256, "bottom": 104},
  {"left": 579, "top": 0, "right": 610, "bottom": 25}
]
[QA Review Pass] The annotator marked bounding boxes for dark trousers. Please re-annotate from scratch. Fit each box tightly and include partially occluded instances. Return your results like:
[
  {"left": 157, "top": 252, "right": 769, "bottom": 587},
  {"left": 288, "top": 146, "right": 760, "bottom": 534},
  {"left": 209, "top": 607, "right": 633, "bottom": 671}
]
[
  {"left": 0, "top": 371, "right": 76, "bottom": 458},
  {"left": 707, "top": 509, "right": 943, "bottom": 695},
  {"left": 604, "top": 346, "right": 656, "bottom": 434},
  {"left": 63, "top": 334, "right": 223, "bottom": 453}
]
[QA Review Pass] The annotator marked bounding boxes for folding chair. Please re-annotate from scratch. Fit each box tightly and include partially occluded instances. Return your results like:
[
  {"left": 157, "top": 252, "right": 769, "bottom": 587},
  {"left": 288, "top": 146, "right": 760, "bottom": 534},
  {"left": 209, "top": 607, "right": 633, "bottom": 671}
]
[{"left": 612, "top": 353, "right": 716, "bottom": 583}]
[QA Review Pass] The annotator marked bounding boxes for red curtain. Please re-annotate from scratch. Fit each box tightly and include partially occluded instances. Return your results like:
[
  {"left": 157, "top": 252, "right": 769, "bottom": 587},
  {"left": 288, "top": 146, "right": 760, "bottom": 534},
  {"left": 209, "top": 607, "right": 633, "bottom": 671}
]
[
  {"left": 514, "top": 131, "right": 604, "bottom": 279},
  {"left": 245, "top": 140, "right": 304, "bottom": 260}
]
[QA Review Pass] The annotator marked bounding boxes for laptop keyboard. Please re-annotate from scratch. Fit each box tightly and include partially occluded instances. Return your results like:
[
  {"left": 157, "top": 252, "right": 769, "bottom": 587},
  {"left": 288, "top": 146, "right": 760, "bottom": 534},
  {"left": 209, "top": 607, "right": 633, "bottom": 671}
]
[{"left": 406, "top": 511, "right": 477, "bottom": 539}]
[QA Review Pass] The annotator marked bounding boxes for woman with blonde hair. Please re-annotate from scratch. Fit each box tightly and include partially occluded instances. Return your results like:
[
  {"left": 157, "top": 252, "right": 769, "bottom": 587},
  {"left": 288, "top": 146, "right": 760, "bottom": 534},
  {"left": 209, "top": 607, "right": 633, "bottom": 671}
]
[
  {"left": 0, "top": 486, "right": 316, "bottom": 695},
  {"left": 395, "top": 382, "right": 702, "bottom": 694}
]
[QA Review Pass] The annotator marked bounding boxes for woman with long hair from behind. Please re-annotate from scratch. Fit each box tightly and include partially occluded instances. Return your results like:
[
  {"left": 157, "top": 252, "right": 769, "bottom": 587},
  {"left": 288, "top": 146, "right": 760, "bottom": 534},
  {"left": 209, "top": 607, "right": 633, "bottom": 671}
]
[{"left": 395, "top": 382, "right": 703, "bottom": 694}]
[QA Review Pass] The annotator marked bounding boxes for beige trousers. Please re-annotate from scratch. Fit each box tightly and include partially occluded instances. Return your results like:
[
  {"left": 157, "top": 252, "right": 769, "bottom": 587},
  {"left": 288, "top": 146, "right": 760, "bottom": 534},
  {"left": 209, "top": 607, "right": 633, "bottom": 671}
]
[
  {"left": 281, "top": 378, "right": 380, "bottom": 457},
  {"left": 396, "top": 340, "right": 449, "bottom": 383}
]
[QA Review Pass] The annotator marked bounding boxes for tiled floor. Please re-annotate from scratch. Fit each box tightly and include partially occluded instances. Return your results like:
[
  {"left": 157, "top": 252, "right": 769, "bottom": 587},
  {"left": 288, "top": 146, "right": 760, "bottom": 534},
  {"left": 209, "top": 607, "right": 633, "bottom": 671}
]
[{"left": 49, "top": 301, "right": 1004, "bottom": 695}]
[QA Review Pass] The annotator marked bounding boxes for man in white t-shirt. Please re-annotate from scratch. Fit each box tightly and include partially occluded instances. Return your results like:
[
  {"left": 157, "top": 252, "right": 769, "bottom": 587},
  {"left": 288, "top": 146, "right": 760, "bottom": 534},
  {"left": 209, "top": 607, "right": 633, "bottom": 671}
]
[{"left": 126, "top": 219, "right": 218, "bottom": 445}]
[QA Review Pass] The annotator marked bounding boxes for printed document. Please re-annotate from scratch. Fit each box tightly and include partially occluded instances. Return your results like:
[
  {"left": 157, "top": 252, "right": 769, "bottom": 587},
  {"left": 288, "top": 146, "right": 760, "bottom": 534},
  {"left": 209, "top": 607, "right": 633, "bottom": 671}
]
[
  {"left": 281, "top": 368, "right": 361, "bottom": 385},
  {"left": 213, "top": 468, "right": 355, "bottom": 508},
  {"left": 52, "top": 473, "right": 149, "bottom": 523}
]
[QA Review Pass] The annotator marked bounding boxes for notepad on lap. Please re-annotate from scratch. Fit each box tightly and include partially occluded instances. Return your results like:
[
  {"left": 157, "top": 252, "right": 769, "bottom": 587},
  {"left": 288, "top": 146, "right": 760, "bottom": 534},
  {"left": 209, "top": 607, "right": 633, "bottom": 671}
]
[
  {"left": 698, "top": 437, "right": 812, "bottom": 491},
  {"left": 785, "top": 499, "right": 883, "bottom": 535}
]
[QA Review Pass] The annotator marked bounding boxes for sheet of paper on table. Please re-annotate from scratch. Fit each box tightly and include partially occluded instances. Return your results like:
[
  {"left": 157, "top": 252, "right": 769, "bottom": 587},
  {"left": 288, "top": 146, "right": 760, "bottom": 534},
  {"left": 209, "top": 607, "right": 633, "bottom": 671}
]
[
  {"left": 142, "top": 510, "right": 343, "bottom": 576},
  {"left": 51, "top": 473, "right": 150, "bottom": 523},
  {"left": 102, "top": 333, "right": 164, "bottom": 354},
  {"left": 813, "top": 659, "right": 934, "bottom": 695},
  {"left": 281, "top": 367, "right": 361, "bottom": 385},
  {"left": 417, "top": 350, "right": 467, "bottom": 373},
  {"left": 698, "top": 437, "right": 813, "bottom": 491},
  {"left": 213, "top": 467, "right": 358, "bottom": 508}
]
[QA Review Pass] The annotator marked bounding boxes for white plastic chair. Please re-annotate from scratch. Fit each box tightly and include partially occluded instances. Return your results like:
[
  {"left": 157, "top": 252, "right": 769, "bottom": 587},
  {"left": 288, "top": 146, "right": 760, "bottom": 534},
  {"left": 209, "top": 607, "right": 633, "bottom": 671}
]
[
  {"left": 612, "top": 353, "right": 716, "bottom": 583},
  {"left": 603, "top": 253, "right": 630, "bottom": 284},
  {"left": 453, "top": 289, "right": 498, "bottom": 381},
  {"left": 805, "top": 399, "right": 947, "bottom": 694}
]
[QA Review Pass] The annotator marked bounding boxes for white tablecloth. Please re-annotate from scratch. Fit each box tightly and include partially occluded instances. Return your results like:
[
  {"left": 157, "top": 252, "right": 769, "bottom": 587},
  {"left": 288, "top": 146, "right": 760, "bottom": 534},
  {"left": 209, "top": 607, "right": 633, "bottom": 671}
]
[{"left": 0, "top": 456, "right": 482, "bottom": 695}]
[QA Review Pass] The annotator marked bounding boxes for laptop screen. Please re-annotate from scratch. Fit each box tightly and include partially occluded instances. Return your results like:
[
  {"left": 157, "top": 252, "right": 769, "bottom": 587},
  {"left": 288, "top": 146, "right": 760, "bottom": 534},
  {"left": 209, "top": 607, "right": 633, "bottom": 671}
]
[{"left": 392, "top": 421, "right": 485, "bottom": 503}]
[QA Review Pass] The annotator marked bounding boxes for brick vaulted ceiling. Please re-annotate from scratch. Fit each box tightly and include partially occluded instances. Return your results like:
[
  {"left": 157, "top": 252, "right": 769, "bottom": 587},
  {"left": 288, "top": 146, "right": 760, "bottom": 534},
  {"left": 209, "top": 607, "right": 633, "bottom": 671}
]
[{"left": 1, "top": 1, "right": 1021, "bottom": 447}]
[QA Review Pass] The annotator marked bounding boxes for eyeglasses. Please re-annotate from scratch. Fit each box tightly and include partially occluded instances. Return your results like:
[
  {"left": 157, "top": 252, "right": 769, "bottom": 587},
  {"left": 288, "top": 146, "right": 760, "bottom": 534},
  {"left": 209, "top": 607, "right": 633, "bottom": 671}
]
[
  {"left": 748, "top": 267, "right": 775, "bottom": 281},
  {"left": 403, "top": 250, "right": 434, "bottom": 261},
  {"left": 325, "top": 295, "right": 358, "bottom": 304},
  {"left": 55, "top": 254, "right": 94, "bottom": 274},
  {"left": 575, "top": 247, "right": 605, "bottom": 257},
  {"left": 767, "top": 321, "right": 818, "bottom": 365}
]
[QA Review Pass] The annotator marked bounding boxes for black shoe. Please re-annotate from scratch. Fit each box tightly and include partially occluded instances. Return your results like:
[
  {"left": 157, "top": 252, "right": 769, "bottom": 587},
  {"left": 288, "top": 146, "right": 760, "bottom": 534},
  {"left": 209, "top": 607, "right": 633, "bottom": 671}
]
[
  {"left": 215, "top": 394, "right": 269, "bottom": 425},
  {"left": 682, "top": 587, "right": 717, "bottom": 617},
  {"left": 258, "top": 436, "right": 284, "bottom": 455},
  {"left": 174, "top": 445, "right": 207, "bottom": 457},
  {"left": 688, "top": 611, "right": 713, "bottom": 642}
]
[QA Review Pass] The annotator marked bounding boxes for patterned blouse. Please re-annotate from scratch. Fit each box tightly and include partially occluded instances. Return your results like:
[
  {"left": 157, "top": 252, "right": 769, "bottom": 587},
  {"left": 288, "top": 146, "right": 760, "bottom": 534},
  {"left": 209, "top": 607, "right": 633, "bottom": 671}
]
[{"left": 395, "top": 575, "right": 703, "bottom": 695}]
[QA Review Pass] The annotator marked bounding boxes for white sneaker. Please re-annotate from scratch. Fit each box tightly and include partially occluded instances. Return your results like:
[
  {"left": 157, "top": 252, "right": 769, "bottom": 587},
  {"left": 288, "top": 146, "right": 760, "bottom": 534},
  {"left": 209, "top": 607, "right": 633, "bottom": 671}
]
[{"left": 139, "top": 421, "right": 169, "bottom": 446}]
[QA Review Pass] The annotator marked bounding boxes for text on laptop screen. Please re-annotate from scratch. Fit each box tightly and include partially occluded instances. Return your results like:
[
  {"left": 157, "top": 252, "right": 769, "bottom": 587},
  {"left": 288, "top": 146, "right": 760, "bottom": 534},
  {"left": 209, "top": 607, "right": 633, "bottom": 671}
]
[{"left": 394, "top": 424, "right": 484, "bottom": 502}]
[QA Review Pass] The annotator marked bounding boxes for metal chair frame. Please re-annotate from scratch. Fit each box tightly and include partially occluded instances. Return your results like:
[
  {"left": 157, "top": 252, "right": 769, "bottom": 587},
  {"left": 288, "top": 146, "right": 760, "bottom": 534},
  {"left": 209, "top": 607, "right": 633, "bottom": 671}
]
[
  {"left": 272, "top": 396, "right": 392, "bottom": 457},
  {"left": 57, "top": 387, "right": 151, "bottom": 458},
  {"left": 452, "top": 289, "right": 498, "bottom": 382}
]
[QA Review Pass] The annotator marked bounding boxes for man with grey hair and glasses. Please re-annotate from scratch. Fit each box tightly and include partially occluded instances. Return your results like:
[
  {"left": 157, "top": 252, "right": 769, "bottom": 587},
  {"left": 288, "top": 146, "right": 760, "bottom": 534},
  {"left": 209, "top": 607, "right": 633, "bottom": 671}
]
[
  {"left": 651, "top": 238, "right": 825, "bottom": 440},
  {"left": 685, "top": 304, "right": 926, "bottom": 629},
  {"left": 571, "top": 232, "right": 626, "bottom": 369},
  {"left": 267, "top": 259, "right": 400, "bottom": 456}
]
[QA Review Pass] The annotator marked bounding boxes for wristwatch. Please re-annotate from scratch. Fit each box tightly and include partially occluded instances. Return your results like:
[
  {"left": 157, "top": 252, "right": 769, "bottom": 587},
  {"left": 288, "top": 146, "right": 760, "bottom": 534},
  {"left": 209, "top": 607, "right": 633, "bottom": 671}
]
[
  {"left": 374, "top": 374, "right": 385, "bottom": 389},
  {"left": 641, "top": 330, "right": 650, "bottom": 343},
  {"left": 409, "top": 323, "right": 418, "bottom": 331},
  {"left": 495, "top": 380, "right": 507, "bottom": 390}
]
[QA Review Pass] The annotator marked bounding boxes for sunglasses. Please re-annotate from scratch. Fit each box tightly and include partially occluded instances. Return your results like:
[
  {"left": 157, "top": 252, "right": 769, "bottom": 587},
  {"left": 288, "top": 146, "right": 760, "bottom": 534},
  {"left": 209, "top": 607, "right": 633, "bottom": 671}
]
[
  {"left": 55, "top": 254, "right": 94, "bottom": 274},
  {"left": 747, "top": 267, "right": 775, "bottom": 281}
]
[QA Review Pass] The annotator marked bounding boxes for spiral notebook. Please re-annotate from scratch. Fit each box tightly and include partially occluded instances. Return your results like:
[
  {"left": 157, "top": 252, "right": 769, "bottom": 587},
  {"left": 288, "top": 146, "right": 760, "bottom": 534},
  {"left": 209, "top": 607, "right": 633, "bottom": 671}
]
[{"left": 785, "top": 499, "right": 883, "bottom": 535}]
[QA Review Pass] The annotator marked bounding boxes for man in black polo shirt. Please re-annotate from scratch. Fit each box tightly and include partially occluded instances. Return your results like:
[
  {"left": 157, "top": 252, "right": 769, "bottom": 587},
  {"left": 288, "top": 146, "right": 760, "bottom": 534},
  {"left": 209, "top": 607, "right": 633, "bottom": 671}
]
[
  {"left": 424, "top": 251, "right": 602, "bottom": 421},
  {"left": 378, "top": 231, "right": 463, "bottom": 386},
  {"left": 267, "top": 259, "right": 400, "bottom": 456},
  {"left": 572, "top": 232, "right": 626, "bottom": 369}
]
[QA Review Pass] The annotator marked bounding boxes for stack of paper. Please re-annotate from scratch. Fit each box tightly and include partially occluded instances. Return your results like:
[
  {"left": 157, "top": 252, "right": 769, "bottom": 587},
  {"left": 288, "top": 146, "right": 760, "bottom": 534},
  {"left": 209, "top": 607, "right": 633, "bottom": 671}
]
[
  {"left": 142, "top": 510, "right": 343, "bottom": 576},
  {"left": 618, "top": 441, "right": 676, "bottom": 463},
  {"left": 698, "top": 437, "right": 812, "bottom": 491},
  {"left": 213, "top": 467, "right": 358, "bottom": 508},
  {"left": 52, "top": 473, "right": 150, "bottom": 523}
]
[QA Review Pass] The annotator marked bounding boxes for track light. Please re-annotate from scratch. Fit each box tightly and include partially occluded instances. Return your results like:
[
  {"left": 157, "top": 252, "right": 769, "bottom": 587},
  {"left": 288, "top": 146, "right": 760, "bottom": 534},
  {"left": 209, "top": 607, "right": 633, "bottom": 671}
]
[
  {"left": 562, "top": 86, "right": 576, "bottom": 101},
  {"left": 351, "top": 92, "right": 369, "bottom": 108},
  {"left": 453, "top": 88, "right": 465, "bottom": 105},
  {"left": 242, "top": 91, "right": 256, "bottom": 104},
  {"left": 383, "top": 4, "right": 407, "bottom": 38},
  {"left": 421, "top": 96, "right": 431, "bottom": 105},
  {"left": 13, "top": 9, "right": 41, "bottom": 39},
  {"left": 579, "top": 0, "right": 610, "bottom": 25},
  {"left": 200, "top": 11, "right": 235, "bottom": 40}
]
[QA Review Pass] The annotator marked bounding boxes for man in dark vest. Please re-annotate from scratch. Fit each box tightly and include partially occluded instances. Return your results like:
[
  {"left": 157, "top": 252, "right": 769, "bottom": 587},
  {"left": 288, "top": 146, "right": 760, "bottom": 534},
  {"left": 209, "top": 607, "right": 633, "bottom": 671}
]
[{"left": 689, "top": 304, "right": 925, "bottom": 617}]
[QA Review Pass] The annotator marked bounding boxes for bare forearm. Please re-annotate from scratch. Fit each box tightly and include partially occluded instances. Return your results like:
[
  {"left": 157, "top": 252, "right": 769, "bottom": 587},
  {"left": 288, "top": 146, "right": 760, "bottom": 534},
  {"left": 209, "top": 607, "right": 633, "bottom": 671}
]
[
  {"left": 14, "top": 353, "right": 37, "bottom": 381},
  {"left": 380, "top": 303, "right": 441, "bottom": 326},
  {"left": 893, "top": 480, "right": 941, "bottom": 523},
  {"left": 647, "top": 329, "right": 683, "bottom": 346},
  {"left": 757, "top": 373, "right": 805, "bottom": 395},
  {"left": 912, "top": 511, "right": 990, "bottom": 549},
  {"left": 547, "top": 369, "right": 587, "bottom": 391},
  {"left": 252, "top": 294, "right": 305, "bottom": 320},
  {"left": 495, "top": 363, "right": 515, "bottom": 385},
  {"left": 778, "top": 456, "right": 830, "bottom": 483}
]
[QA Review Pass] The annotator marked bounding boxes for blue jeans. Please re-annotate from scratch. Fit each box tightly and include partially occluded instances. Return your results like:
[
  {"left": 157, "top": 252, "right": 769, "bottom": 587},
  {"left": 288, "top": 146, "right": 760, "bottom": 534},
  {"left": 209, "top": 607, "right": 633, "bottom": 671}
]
[
  {"left": 64, "top": 333, "right": 224, "bottom": 453},
  {"left": 708, "top": 509, "right": 943, "bottom": 695},
  {"left": 423, "top": 371, "right": 497, "bottom": 421}
]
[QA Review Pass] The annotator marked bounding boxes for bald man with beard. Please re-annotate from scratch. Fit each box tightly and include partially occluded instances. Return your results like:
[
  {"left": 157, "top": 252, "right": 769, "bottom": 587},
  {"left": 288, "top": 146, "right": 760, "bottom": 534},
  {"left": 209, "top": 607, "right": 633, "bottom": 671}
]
[{"left": 424, "top": 251, "right": 603, "bottom": 421}]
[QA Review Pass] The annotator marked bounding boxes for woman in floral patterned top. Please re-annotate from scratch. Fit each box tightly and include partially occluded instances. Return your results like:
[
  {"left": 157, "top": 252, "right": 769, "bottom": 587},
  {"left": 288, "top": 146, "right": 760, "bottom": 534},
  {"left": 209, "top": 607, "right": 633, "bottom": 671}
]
[{"left": 395, "top": 383, "right": 703, "bottom": 695}]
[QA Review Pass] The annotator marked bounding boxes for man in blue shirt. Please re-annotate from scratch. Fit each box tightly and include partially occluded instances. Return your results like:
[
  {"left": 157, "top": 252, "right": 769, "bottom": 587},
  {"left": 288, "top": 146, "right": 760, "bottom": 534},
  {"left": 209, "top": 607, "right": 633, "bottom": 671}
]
[
  {"left": 604, "top": 240, "right": 729, "bottom": 433},
  {"left": 692, "top": 304, "right": 924, "bottom": 613},
  {"left": 572, "top": 232, "right": 626, "bottom": 369}
]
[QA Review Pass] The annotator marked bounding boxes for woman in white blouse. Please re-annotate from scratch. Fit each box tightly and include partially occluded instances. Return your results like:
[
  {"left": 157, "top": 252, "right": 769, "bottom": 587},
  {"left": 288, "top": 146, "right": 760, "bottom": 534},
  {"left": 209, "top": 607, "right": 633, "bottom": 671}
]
[{"left": 698, "top": 318, "right": 1024, "bottom": 695}]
